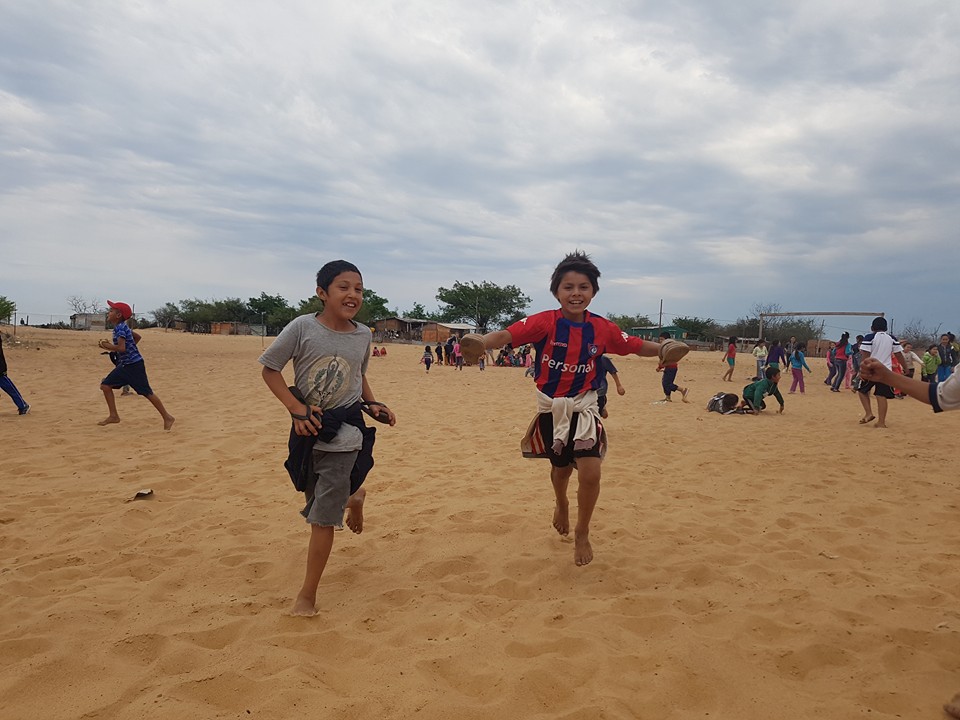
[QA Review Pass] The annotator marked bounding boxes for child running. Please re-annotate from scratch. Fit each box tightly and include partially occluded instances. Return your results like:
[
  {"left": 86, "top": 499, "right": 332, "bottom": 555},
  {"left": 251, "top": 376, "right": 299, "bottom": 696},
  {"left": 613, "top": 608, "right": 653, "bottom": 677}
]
[
  {"left": 0, "top": 339, "right": 30, "bottom": 415},
  {"left": 459, "top": 251, "right": 687, "bottom": 566},
  {"left": 259, "top": 260, "right": 397, "bottom": 616},
  {"left": 596, "top": 355, "right": 625, "bottom": 418},
  {"left": 97, "top": 301, "right": 174, "bottom": 430},
  {"left": 656, "top": 330, "right": 689, "bottom": 402}
]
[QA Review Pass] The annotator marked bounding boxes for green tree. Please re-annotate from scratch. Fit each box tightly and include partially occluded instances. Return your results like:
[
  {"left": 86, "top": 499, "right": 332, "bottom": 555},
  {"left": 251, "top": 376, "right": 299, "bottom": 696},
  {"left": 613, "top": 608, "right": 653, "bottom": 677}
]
[
  {"left": 0, "top": 296, "right": 16, "bottom": 324},
  {"left": 297, "top": 296, "right": 323, "bottom": 315},
  {"left": 357, "top": 289, "right": 391, "bottom": 325},
  {"left": 436, "top": 281, "right": 531, "bottom": 332},
  {"left": 673, "top": 316, "right": 718, "bottom": 339},
  {"left": 178, "top": 298, "right": 216, "bottom": 331},
  {"left": 296, "top": 288, "right": 391, "bottom": 325},
  {"left": 211, "top": 297, "right": 250, "bottom": 322},
  {"left": 151, "top": 302, "right": 180, "bottom": 329},
  {"left": 400, "top": 302, "right": 428, "bottom": 319},
  {"left": 606, "top": 313, "right": 653, "bottom": 330},
  {"left": 247, "top": 292, "right": 296, "bottom": 332}
]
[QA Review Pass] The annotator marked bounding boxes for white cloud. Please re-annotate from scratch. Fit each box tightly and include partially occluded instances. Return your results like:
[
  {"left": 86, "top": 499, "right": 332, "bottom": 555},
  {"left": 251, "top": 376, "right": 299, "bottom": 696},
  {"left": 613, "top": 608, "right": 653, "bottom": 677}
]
[{"left": 0, "top": 0, "right": 958, "bottom": 332}]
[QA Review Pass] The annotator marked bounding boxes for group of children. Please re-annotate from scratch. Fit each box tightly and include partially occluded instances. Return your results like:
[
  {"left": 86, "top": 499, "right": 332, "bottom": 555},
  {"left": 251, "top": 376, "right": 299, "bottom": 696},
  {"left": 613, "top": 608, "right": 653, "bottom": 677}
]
[
  {"left": 2, "top": 300, "right": 176, "bottom": 429},
  {"left": 727, "top": 318, "right": 948, "bottom": 429},
  {"left": 250, "top": 252, "right": 690, "bottom": 618}
]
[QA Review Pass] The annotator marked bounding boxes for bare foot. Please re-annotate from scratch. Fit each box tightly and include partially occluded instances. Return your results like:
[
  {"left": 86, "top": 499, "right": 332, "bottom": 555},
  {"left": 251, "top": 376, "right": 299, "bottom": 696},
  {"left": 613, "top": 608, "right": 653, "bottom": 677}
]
[
  {"left": 98, "top": 415, "right": 120, "bottom": 426},
  {"left": 289, "top": 594, "right": 317, "bottom": 617},
  {"left": 944, "top": 692, "right": 960, "bottom": 719},
  {"left": 874, "top": 422, "right": 887, "bottom": 428},
  {"left": 574, "top": 531, "right": 593, "bottom": 566},
  {"left": 163, "top": 415, "right": 175, "bottom": 431},
  {"left": 681, "top": 388, "right": 690, "bottom": 403},
  {"left": 552, "top": 501, "right": 570, "bottom": 536},
  {"left": 345, "top": 487, "right": 366, "bottom": 534}
]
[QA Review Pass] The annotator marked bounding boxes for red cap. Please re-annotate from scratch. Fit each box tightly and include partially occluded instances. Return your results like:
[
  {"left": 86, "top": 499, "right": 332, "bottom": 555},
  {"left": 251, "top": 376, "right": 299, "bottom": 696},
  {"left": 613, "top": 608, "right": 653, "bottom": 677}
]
[{"left": 107, "top": 300, "right": 132, "bottom": 321}]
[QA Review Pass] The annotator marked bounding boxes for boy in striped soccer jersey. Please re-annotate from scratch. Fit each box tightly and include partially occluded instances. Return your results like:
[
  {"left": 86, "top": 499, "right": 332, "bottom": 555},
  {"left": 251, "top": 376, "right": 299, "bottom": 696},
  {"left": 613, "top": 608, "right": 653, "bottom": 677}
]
[{"left": 466, "top": 252, "right": 668, "bottom": 566}]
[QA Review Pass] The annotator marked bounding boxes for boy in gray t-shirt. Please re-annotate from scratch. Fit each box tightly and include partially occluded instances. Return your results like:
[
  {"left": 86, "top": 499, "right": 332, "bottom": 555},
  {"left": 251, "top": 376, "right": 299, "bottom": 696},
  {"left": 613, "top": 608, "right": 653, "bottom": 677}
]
[{"left": 259, "top": 260, "right": 396, "bottom": 617}]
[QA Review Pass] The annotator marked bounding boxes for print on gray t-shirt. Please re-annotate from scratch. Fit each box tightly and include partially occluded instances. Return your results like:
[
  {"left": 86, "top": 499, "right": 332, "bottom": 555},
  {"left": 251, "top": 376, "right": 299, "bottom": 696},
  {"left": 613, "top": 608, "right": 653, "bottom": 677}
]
[{"left": 259, "top": 313, "right": 372, "bottom": 452}]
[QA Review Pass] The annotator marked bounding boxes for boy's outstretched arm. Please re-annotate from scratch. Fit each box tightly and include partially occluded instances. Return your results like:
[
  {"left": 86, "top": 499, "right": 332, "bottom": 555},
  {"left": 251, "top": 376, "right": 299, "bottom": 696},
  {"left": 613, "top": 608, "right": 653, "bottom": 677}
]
[
  {"left": 634, "top": 341, "right": 661, "bottom": 358},
  {"left": 480, "top": 329, "right": 513, "bottom": 350},
  {"left": 460, "top": 330, "right": 512, "bottom": 364},
  {"left": 261, "top": 366, "right": 322, "bottom": 436},
  {"left": 861, "top": 358, "right": 926, "bottom": 403}
]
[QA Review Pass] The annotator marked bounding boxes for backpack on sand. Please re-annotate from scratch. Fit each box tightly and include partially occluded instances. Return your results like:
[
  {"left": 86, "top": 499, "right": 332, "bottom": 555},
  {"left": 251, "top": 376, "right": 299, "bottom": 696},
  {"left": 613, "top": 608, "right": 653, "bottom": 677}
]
[{"left": 706, "top": 392, "right": 740, "bottom": 414}]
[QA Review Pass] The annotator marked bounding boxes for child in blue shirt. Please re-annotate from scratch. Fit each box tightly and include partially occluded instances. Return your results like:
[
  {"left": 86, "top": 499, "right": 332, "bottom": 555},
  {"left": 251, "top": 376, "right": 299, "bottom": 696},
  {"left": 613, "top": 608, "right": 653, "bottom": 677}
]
[
  {"left": 98, "top": 301, "right": 174, "bottom": 430},
  {"left": 787, "top": 343, "right": 812, "bottom": 393}
]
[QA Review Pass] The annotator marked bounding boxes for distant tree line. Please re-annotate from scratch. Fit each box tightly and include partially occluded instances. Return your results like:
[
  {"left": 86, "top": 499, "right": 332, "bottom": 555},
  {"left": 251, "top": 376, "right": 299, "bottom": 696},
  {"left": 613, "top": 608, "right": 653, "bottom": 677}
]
[
  {"left": 48, "top": 292, "right": 942, "bottom": 347},
  {"left": 145, "top": 281, "right": 533, "bottom": 335}
]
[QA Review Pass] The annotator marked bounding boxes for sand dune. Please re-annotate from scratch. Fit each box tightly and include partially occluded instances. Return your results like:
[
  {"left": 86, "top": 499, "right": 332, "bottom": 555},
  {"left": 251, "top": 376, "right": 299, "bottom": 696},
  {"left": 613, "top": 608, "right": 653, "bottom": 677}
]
[{"left": 1, "top": 327, "right": 958, "bottom": 719}]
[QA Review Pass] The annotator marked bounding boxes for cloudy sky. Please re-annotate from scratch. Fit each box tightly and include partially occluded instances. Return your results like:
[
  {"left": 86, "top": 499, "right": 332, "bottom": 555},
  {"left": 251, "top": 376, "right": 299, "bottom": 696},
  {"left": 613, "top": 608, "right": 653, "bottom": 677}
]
[{"left": 2, "top": 1, "right": 958, "bottom": 337}]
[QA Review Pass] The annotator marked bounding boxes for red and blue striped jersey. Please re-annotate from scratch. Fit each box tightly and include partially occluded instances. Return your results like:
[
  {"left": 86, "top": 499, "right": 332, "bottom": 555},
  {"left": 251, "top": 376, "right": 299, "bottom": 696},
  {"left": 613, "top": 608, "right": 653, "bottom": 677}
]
[{"left": 507, "top": 310, "right": 644, "bottom": 398}]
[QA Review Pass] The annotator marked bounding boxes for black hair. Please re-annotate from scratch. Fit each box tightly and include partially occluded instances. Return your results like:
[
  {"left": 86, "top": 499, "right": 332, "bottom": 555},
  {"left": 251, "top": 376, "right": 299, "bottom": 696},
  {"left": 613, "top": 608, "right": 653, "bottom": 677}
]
[
  {"left": 929, "top": 344, "right": 939, "bottom": 352},
  {"left": 950, "top": 333, "right": 957, "bottom": 342},
  {"left": 793, "top": 342, "right": 806, "bottom": 363},
  {"left": 771, "top": 339, "right": 781, "bottom": 347},
  {"left": 871, "top": 316, "right": 887, "bottom": 331},
  {"left": 729, "top": 336, "right": 738, "bottom": 344},
  {"left": 840, "top": 332, "right": 849, "bottom": 342},
  {"left": 316, "top": 260, "right": 362, "bottom": 291},
  {"left": 659, "top": 331, "right": 671, "bottom": 340},
  {"left": 550, "top": 251, "right": 600, "bottom": 295},
  {"left": 765, "top": 365, "right": 780, "bottom": 380}
]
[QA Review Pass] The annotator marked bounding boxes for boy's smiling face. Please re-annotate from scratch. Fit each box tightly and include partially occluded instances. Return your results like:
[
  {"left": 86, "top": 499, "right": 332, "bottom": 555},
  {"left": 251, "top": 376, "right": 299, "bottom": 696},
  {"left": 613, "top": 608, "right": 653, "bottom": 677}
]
[
  {"left": 317, "top": 271, "right": 364, "bottom": 327},
  {"left": 554, "top": 270, "right": 595, "bottom": 322}
]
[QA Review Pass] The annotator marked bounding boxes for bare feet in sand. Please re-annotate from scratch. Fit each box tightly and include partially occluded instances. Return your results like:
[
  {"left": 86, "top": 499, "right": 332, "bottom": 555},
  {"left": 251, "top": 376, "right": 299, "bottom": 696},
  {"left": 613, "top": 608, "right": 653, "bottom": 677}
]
[
  {"left": 345, "top": 487, "right": 366, "bottom": 534},
  {"left": 945, "top": 693, "right": 960, "bottom": 719},
  {"left": 553, "top": 501, "right": 570, "bottom": 536},
  {"left": 98, "top": 415, "right": 120, "bottom": 426},
  {"left": 681, "top": 388, "right": 690, "bottom": 403},
  {"left": 163, "top": 415, "right": 175, "bottom": 431},
  {"left": 290, "top": 594, "right": 317, "bottom": 617},
  {"left": 574, "top": 530, "right": 593, "bottom": 566}
]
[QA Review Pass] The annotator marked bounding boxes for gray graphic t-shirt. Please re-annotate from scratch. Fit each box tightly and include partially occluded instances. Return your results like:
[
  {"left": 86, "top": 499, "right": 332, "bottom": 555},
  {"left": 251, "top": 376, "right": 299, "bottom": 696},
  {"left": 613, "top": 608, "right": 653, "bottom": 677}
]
[{"left": 259, "top": 313, "right": 371, "bottom": 451}]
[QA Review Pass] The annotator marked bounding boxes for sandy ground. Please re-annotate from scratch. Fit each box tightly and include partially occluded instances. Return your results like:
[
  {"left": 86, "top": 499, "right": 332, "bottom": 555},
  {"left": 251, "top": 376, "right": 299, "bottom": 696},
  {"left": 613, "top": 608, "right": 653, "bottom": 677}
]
[{"left": 1, "top": 326, "right": 958, "bottom": 719}]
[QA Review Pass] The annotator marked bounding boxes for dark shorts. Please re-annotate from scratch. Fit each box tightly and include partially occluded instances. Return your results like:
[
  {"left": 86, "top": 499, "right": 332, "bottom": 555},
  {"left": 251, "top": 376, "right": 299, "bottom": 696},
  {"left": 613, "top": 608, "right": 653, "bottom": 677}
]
[
  {"left": 857, "top": 380, "right": 895, "bottom": 399},
  {"left": 537, "top": 412, "right": 603, "bottom": 468},
  {"left": 102, "top": 360, "right": 153, "bottom": 396}
]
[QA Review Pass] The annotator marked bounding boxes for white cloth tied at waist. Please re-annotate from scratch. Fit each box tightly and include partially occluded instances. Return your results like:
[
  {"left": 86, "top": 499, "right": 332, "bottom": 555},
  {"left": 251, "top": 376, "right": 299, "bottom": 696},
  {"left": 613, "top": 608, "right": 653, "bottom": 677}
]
[{"left": 536, "top": 388, "right": 601, "bottom": 454}]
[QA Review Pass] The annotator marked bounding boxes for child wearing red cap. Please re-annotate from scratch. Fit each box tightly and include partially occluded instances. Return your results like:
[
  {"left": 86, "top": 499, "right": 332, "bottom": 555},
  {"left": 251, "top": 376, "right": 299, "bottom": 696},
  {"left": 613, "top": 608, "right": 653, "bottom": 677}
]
[{"left": 97, "top": 300, "right": 175, "bottom": 430}]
